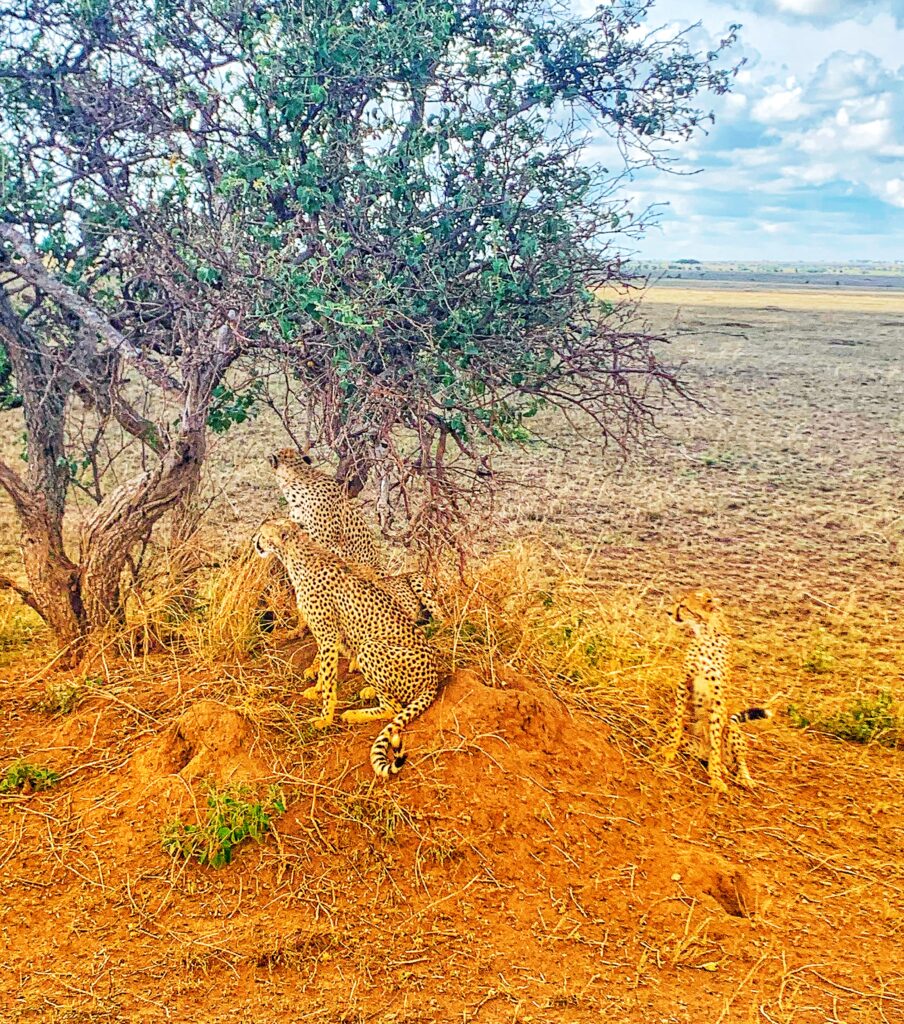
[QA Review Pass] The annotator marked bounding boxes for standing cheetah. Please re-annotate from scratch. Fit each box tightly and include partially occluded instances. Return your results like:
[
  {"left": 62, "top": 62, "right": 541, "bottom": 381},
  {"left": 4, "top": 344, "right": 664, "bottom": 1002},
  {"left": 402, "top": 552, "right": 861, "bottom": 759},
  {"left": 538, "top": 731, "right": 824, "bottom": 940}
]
[
  {"left": 268, "top": 448, "right": 383, "bottom": 569},
  {"left": 662, "top": 588, "right": 770, "bottom": 792},
  {"left": 254, "top": 520, "right": 440, "bottom": 777}
]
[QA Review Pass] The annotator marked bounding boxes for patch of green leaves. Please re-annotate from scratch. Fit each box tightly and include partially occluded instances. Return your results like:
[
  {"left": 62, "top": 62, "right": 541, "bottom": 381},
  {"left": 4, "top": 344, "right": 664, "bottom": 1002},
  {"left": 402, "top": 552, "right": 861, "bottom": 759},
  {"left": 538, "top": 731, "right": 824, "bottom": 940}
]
[
  {"left": 0, "top": 760, "right": 59, "bottom": 794},
  {"left": 206, "top": 381, "right": 263, "bottom": 435},
  {"left": 788, "top": 690, "right": 901, "bottom": 747},
  {"left": 0, "top": 341, "right": 22, "bottom": 410},
  {"left": 800, "top": 630, "right": 837, "bottom": 674},
  {"left": 161, "top": 783, "right": 286, "bottom": 868}
]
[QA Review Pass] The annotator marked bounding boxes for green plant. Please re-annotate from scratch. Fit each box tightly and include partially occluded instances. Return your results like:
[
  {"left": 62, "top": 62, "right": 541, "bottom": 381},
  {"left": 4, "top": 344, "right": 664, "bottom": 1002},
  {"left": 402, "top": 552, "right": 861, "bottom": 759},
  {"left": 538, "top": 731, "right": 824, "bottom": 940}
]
[
  {"left": 39, "top": 677, "right": 104, "bottom": 715},
  {"left": 800, "top": 630, "right": 837, "bottom": 674},
  {"left": 0, "top": 760, "right": 59, "bottom": 794},
  {"left": 788, "top": 691, "right": 901, "bottom": 747},
  {"left": 161, "top": 784, "right": 286, "bottom": 868}
]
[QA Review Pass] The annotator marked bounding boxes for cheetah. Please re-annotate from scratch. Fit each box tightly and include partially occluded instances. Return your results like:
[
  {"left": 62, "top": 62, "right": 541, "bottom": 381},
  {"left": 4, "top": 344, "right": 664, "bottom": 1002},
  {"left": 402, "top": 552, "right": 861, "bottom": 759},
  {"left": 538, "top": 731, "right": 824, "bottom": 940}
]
[
  {"left": 253, "top": 519, "right": 440, "bottom": 777},
  {"left": 268, "top": 448, "right": 383, "bottom": 569},
  {"left": 302, "top": 563, "right": 441, "bottom": 687},
  {"left": 662, "top": 588, "right": 770, "bottom": 793}
]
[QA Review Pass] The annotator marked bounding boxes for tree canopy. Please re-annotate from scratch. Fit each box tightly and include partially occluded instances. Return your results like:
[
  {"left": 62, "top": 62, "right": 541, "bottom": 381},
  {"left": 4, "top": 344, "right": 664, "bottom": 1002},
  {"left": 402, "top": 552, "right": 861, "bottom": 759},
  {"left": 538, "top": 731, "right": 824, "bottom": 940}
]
[{"left": 0, "top": 0, "right": 738, "bottom": 646}]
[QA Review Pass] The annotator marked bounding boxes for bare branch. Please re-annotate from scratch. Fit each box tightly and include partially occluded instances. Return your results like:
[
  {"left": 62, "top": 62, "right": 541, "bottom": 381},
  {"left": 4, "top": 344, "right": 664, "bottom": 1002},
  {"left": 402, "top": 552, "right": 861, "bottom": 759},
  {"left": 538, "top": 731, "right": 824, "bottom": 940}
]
[
  {"left": 0, "top": 573, "right": 47, "bottom": 621},
  {"left": 0, "top": 224, "right": 183, "bottom": 395},
  {"left": 0, "top": 456, "right": 29, "bottom": 513}
]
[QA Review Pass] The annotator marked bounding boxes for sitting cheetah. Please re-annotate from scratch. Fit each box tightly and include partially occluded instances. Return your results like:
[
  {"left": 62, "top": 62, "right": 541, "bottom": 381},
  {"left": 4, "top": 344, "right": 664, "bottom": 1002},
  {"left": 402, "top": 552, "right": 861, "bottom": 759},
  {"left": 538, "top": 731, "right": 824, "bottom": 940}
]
[
  {"left": 253, "top": 520, "right": 440, "bottom": 777},
  {"left": 662, "top": 588, "right": 770, "bottom": 793},
  {"left": 302, "top": 564, "right": 441, "bottom": 685},
  {"left": 268, "top": 448, "right": 383, "bottom": 569}
]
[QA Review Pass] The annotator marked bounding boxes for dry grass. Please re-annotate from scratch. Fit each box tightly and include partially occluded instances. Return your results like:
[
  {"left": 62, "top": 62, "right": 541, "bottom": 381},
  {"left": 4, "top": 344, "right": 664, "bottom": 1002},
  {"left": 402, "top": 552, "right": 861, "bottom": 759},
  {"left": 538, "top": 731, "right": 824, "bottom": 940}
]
[{"left": 642, "top": 283, "right": 904, "bottom": 312}]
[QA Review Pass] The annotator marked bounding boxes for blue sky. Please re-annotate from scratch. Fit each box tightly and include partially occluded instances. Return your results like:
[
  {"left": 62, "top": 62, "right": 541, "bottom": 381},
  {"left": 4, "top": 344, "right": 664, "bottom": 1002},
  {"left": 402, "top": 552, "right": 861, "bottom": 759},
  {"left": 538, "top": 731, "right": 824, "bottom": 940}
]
[{"left": 583, "top": 0, "right": 904, "bottom": 261}]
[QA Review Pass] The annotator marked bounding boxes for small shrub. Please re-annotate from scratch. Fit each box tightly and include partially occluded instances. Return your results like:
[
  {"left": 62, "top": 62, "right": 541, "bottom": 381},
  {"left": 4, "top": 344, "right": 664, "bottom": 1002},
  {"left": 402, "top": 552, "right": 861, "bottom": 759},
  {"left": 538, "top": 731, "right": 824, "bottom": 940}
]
[
  {"left": 39, "top": 677, "right": 105, "bottom": 715},
  {"left": 161, "top": 783, "right": 285, "bottom": 868},
  {"left": 0, "top": 760, "right": 59, "bottom": 794},
  {"left": 788, "top": 691, "right": 901, "bottom": 747},
  {"left": 800, "top": 630, "right": 837, "bottom": 674}
]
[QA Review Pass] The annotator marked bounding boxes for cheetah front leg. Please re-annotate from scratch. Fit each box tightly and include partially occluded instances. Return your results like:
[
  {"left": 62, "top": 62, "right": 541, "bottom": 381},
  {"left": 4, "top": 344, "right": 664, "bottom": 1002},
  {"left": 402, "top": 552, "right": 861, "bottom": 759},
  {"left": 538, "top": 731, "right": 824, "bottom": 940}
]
[
  {"left": 707, "top": 699, "right": 730, "bottom": 794},
  {"left": 662, "top": 670, "right": 692, "bottom": 764},
  {"left": 310, "top": 632, "right": 340, "bottom": 730}
]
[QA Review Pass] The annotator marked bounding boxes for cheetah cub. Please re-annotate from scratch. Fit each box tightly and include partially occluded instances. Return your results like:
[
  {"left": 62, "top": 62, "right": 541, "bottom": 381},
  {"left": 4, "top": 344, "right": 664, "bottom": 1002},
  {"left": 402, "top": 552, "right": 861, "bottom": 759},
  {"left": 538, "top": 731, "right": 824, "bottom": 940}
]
[
  {"left": 662, "top": 588, "right": 770, "bottom": 793},
  {"left": 254, "top": 520, "right": 440, "bottom": 777}
]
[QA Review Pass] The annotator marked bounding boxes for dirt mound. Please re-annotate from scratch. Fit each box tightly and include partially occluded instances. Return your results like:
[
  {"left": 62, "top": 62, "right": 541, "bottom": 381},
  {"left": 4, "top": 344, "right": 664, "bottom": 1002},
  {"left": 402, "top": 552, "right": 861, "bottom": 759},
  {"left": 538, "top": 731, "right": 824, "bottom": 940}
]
[
  {"left": 129, "top": 699, "right": 270, "bottom": 793},
  {"left": 424, "top": 666, "right": 603, "bottom": 756}
]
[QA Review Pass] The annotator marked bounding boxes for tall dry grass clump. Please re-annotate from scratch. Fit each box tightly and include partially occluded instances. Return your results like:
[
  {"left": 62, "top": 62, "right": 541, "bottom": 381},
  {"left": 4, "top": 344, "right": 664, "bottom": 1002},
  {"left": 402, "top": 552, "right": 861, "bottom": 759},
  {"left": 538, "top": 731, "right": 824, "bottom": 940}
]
[{"left": 430, "top": 539, "right": 677, "bottom": 743}]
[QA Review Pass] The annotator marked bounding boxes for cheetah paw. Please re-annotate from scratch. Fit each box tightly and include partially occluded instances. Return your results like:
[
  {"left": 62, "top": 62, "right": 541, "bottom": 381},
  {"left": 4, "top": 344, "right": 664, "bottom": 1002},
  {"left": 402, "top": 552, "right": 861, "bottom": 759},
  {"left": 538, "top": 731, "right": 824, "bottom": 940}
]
[
  {"left": 710, "top": 776, "right": 729, "bottom": 795},
  {"left": 303, "top": 663, "right": 320, "bottom": 682},
  {"left": 309, "top": 715, "right": 334, "bottom": 731},
  {"left": 358, "top": 685, "right": 377, "bottom": 701},
  {"left": 301, "top": 684, "right": 322, "bottom": 700}
]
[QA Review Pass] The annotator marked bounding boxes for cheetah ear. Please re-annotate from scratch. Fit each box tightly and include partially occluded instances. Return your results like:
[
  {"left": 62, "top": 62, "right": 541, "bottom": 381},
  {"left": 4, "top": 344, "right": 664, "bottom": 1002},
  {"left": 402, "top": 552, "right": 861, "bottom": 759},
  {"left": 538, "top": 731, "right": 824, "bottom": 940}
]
[
  {"left": 700, "top": 589, "right": 719, "bottom": 611},
  {"left": 267, "top": 453, "right": 278, "bottom": 469},
  {"left": 301, "top": 453, "right": 312, "bottom": 465}
]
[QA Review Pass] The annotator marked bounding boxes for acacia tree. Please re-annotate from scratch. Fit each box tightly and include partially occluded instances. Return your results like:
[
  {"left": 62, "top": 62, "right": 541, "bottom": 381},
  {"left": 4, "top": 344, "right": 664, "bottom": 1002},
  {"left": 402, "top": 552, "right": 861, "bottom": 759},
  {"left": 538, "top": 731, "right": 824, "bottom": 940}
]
[{"left": 0, "top": 0, "right": 738, "bottom": 653}]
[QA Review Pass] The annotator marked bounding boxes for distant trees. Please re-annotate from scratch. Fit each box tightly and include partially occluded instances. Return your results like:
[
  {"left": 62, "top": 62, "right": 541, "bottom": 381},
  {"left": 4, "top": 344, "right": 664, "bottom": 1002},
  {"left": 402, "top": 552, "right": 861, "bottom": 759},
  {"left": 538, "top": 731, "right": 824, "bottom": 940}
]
[{"left": 0, "top": 0, "right": 738, "bottom": 654}]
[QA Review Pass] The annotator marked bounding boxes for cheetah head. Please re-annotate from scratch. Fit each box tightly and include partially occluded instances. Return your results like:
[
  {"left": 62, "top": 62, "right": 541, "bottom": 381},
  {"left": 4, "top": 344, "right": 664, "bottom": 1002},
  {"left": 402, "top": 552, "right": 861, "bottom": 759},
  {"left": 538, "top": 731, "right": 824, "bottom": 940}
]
[
  {"left": 267, "top": 447, "right": 313, "bottom": 474},
  {"left": 670, "top": 587, "right": 720, "bottom": 634},
  {"left": 253, "top": 520, "right": 296, "bottom": 559}
]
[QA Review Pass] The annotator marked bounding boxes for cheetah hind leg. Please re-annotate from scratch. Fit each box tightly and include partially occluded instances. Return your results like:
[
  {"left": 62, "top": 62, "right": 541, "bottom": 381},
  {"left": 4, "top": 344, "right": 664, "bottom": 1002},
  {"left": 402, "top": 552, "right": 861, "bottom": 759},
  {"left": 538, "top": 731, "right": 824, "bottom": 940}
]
[
  {"left": 341, "top": 701, "right": 399, "bottom": 724},
  {"left": 727, "top": 722, "right": 756, "bottom": 789}
]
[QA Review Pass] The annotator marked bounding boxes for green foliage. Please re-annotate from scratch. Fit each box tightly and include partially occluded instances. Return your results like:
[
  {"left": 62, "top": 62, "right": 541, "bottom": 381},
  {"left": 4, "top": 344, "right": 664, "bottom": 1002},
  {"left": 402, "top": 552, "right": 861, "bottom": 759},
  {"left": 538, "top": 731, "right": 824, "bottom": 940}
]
[
  {"left": 161, "top": 783, "right": 286, "bottom": 868},
  {"left": 0, "top": 342, "right": 22, "bottom": 411},
  {"left": 788, "top": 691, "right": 901, "bottom": 747},
  {"left": 800, "top": 630, "right": 837, "bottom": 674},
  {"left": 0, "top": 760, "right": 59, "bottom": 794},
  {"left": 1, "top": 0, "right": 739, "bottom": 548},
  {"left": 207, "top": 381, "right": 263, "bottom": 435}
]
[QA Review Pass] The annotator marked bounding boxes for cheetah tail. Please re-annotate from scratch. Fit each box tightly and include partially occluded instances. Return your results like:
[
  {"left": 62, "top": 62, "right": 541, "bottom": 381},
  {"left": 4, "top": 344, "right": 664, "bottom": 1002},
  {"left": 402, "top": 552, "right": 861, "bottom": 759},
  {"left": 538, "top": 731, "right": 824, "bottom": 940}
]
[
  {"left": 369, "top": 690, "right": 437, "bottom": 778},
  {"left": 730, "top": 707, "right": 773, "bottom": 725}
]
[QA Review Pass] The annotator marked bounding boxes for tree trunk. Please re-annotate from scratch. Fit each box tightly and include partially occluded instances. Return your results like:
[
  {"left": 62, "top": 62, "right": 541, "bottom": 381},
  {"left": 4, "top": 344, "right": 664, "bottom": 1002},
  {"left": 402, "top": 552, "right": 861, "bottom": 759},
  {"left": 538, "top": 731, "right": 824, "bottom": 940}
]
[
  {"left": 0, "top": 287, "right": 84, "bottom": 652},
  {"left": 78, "top": 432, "right": 206, "bottom": 629}
]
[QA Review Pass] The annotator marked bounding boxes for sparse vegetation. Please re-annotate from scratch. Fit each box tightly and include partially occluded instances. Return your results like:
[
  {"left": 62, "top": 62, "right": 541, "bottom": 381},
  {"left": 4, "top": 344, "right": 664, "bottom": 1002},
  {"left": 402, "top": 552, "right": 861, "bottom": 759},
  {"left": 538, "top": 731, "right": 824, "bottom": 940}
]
[
  {"left": 0, "top": 760, "right": 59, "bottom": 794},
  {"left": 800, "top": 630, "right": 838, "bottom": 674},
  {"left": 161, "top": 784, "right": 286, "bottom": 868},
  {"left": 789, "top": 691, "right": 901, "bottom": 748}
]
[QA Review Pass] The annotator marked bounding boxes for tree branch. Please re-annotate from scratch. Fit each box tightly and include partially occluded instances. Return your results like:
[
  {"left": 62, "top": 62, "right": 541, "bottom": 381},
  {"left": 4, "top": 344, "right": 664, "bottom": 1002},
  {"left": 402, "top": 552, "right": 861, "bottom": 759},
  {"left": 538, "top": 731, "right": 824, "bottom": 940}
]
[
  {"left": 0, "top": 573, "right": 46, "bottom": 621},
  {"left": 0, "top": 224, "right": 183, "bottom": 395},
  {"left": 0, "top": 455, "right": 29, "bottom": 513}
]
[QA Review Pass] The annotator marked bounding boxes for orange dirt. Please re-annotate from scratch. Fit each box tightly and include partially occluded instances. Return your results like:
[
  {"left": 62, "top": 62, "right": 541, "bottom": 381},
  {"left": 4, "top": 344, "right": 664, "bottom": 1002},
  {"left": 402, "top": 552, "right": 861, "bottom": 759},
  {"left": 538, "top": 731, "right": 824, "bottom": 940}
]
[{"left": 1, "top": 646, "right": 902, "bottom": 1022}]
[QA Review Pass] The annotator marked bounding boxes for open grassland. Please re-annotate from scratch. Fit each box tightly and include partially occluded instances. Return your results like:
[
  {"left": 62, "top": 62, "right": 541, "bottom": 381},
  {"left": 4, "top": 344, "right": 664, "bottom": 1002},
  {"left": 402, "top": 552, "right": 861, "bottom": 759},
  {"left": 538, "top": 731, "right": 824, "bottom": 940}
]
[
  {"left": 0, "top": 285, "right": 902, "bottom": 1022},
  {"left": 643, "top": 282, "right": 904, "bottom": 312}
]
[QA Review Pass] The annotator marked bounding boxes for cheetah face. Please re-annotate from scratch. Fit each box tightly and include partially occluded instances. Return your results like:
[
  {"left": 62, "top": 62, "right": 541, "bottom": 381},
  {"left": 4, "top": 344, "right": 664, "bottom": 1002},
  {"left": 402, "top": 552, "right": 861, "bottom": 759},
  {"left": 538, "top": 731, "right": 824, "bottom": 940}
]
[
  {"left": 268, "top": 447, "right": 313, "bottom": 473},
  {"left": 670, "top": 588, "right": 719, "bottom": 634},
  {"left": 253, "top": 520, "right": 295, "bottom": 558}
]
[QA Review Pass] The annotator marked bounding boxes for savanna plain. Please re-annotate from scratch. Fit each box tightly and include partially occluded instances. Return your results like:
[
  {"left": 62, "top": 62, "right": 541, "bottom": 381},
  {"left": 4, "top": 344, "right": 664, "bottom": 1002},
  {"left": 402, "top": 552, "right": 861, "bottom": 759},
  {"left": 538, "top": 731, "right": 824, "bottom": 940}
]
[{"left": 0, "top": 282, "right": 902, "bottom": 1023}]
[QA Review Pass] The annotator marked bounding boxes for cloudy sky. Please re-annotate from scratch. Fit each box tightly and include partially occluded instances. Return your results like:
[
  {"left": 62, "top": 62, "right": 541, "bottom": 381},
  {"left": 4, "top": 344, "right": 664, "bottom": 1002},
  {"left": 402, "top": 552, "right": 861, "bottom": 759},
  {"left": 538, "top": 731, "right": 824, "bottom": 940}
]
[{"left": 590, "top": 1, "right": 904, "bottom": 261}]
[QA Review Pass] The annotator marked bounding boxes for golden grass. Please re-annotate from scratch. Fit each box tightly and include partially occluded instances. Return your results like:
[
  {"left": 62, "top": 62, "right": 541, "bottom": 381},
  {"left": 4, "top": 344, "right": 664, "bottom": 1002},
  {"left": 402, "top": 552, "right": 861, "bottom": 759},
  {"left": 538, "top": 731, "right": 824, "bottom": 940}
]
[
  {"left": 0, "top": 592, "right": 42, "bottom": 666},
  {"left": 640, "top": 284, "right": 904, "bottom": 313}
]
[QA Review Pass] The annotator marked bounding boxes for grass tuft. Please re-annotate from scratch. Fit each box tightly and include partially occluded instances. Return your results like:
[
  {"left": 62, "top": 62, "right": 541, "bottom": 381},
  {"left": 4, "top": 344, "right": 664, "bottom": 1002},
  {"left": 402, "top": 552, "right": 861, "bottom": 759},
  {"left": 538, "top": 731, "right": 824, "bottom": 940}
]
[{"left": 788, "top": 690, "right": 901, "bottom": 748}]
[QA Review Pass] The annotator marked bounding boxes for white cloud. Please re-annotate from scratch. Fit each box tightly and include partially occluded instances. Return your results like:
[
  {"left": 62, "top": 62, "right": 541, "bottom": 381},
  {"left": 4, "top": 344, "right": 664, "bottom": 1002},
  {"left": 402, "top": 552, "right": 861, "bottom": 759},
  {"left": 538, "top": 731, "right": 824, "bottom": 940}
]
[
  {"left": 883, "top": 178, "right": 904, "bottom": 207},
  {"left": 751, "top": 80, "right": 812, "bottom": 122}
]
